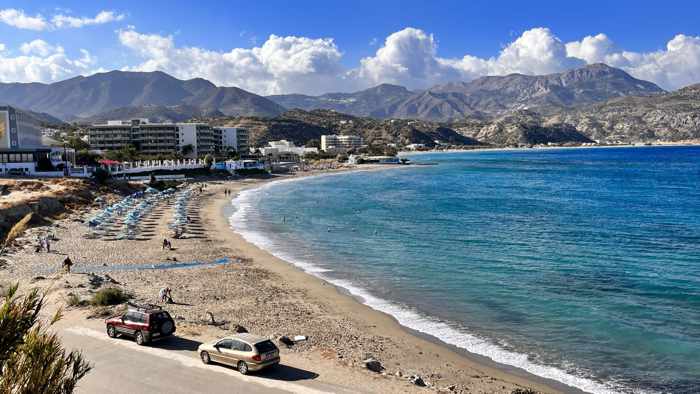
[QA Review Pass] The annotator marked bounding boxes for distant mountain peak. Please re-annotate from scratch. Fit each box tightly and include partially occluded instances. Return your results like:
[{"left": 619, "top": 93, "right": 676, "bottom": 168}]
[{"left": 0, "top": 70, "right": 284, "bottom": 120}]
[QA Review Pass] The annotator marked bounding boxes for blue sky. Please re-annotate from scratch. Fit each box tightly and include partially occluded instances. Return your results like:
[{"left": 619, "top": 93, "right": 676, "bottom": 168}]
[{"left": 1, "top": 1, "right": 700, "bottom": 94}]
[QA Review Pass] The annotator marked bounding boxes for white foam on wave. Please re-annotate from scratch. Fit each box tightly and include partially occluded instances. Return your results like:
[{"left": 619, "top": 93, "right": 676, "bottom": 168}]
[{"left": 228, "top": 178, "right": 645, "bottom": 394}]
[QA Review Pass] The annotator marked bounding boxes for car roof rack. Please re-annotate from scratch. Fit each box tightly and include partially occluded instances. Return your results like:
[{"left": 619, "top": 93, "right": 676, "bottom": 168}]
[{"left": 127, "top": 302, "right": 163, "bottom": 312}]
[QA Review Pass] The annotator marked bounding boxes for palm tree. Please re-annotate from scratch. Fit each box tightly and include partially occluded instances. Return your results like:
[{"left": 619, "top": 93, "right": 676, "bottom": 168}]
[{"left": 0, "top": 284, "right": 91, "bottom": 393}]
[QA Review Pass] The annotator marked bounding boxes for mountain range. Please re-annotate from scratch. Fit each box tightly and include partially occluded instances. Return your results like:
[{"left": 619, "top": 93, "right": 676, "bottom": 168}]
[
  {"left": 0, "top": 64, "right": 697, "bottom": 147},
  {"left": 267, "top": 64, "right": 665, "bottom": 121},
  {"left": 0, "top": 71, "right": 285, "bottom": 120}
]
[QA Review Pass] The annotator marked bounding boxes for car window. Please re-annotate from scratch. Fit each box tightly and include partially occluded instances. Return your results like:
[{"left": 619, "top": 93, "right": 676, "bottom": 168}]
[
  {"left": 216, "top": 339, "right": 233, "bottom": 349},
  {"left": 125, "top": 312, "right": 142, "bottom": 322},
  {"left": 254, "top": 340, "right": 277, "bottom": 353},
  {"left": 230, "top": 340, "right": 250, "bottom": 352}
]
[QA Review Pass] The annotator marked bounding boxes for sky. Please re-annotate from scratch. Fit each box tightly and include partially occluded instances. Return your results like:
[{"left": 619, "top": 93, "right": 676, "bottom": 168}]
[{"left": 1, "top": 0, "right": 700, "bottom": 95}]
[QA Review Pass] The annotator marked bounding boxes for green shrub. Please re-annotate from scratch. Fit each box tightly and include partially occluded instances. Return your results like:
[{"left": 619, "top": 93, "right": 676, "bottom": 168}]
[
  {"left": 91, "top": 288, "right": 128, "bottom": 306},
  {"left": 92, "top": 167, "right": 110, "bottom": 185},
  {"left": 66, "top": 293, "right": 88, "bottom": 307}
]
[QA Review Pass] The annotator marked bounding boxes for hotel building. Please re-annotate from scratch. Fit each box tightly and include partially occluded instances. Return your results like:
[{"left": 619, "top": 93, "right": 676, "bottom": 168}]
[
  {"left": 88, "top": 119, "right": 248, "bottom": 157},
  {"left": 1, "top": 106, "right": 73, "bottom": 176},
  {"left": 320, "top": 134, "right": 364, "bottom": 152}
]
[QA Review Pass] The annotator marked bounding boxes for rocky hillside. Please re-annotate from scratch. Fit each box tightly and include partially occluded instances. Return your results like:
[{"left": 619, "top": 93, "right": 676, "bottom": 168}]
[
  {"left": 548, "top": 84, "right": 700, "bottom": 143},
  {"left": 77, "top": 104, "right": 225, "bottom": 124},
  {"left": 454, "top": 111, "right": 594, "bottom": 147},
  {"left": 268, "top": 64, "right": 664, "bottom": 122},
  {"left": 268, "top": 84, "right": 414, "bottom": 117},
  {"left": 215, "top": 109, "right": 481, "bottom": 148},
  {"left": 0, "top": 71, "right": 285, "bottom": 120}
]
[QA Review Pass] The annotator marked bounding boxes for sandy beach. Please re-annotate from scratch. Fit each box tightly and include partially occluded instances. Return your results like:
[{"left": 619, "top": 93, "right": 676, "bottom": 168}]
[{"left": 0, "top": 168, "right": 570, "bottom": 394}]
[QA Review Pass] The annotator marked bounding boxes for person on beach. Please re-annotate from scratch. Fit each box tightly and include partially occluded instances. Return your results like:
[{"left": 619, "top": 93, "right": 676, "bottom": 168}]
[
  {"left": 159, "top": 287, "right": 168, "bottom": 303},
  {"left": 62, "top": 256, "right": 73, "bottom": 273},
  {"left": 162, "top": 239, "right": 171, "bottom": 250},
  {"left": 45, "top": 237, "right": 51, "bottom": 253},
  {"left": 35, "top": 235, "right": 44, "bottom": 253}
]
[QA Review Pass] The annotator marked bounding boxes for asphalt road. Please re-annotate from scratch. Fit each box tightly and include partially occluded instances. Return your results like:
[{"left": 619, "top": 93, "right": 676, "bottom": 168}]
[{"left": 61, "top": 327, "right": 350, "bottom": 394}]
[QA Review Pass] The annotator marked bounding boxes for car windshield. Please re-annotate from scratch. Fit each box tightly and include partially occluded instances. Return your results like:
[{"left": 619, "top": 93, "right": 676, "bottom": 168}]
[{"left": 254, "top": 340, "right": 277, "bottom": 353}]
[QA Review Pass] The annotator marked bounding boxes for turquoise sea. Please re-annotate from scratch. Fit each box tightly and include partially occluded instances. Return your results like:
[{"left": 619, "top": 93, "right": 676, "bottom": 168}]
[{"left": 229, "top": 146, "right": 700, "bottom": 393}]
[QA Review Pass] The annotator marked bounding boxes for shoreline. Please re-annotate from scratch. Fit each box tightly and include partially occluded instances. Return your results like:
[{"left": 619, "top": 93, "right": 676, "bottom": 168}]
[
  {"left": 212, "top": 168, "right": 588, "bottom": 394},
  {"left": 398, "top": 141, "right": 700, "bottom": 156}
]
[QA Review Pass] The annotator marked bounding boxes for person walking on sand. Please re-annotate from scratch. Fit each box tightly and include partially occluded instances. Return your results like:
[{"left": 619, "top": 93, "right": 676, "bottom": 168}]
[
  {"left": 159, "top": 287, "right": 168, "bottom": 303},
  {"left": 45, "top": 237, "right": 51, "bottom": 253},
  {"left": 62, "top": 256, "right": 73, "bottom": 273},
  {"left": 162, "top": 238, "right": 169, "bottom": 250}
]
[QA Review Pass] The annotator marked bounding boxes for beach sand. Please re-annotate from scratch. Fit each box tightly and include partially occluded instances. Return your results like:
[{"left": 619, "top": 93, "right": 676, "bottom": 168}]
[{"left": 0, "top": 169, "right": 571, "bottom": 394}]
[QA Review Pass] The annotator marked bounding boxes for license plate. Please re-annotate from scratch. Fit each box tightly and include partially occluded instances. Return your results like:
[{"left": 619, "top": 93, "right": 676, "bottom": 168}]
[{"left": 263, "top": 351, "right": 277, "bottom": 361}]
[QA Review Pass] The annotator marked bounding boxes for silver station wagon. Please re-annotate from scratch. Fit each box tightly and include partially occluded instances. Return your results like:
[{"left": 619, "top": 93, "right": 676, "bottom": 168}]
[{"left": 198, "top": 333, "right": 280, "bottom": 374}]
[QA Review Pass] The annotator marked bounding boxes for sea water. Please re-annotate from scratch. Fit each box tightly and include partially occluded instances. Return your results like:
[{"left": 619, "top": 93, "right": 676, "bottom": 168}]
[{"left": 229, "top": 146, "right": 700, "bottom": 394}]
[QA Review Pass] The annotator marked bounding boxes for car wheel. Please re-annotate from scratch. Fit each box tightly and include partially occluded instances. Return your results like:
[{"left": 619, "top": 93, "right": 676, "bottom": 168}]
[
  {"left": 107, "top": 325, "right": 117, "bottom": 338},
  {"left": 237, "top": 361, "right": 249, "bottom": 375},
  {"left": 135, "top": 331, "right": 146, "bottom": 346},
  {"left": 200, "top": 351, "right": 210, "bottom": 364}
]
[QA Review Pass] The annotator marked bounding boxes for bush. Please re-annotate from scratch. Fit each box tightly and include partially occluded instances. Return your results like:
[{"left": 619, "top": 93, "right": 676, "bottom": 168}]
[
  {"left": 66, "top": 293, "right": 87, "bottom": 307},
  {"left": 91, "top": 288, "right": 129, "bottom": 306},
  {"left": 92, "top": 167, "right": 110, "bottom": 185}
]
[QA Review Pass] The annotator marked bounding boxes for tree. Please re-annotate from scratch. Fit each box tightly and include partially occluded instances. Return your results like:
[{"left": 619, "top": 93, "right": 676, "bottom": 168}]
[
  {"left": 92, "top": 167, "right": 110, "bottom": 185},
  {"left": 0, "top": 284, "right": 91, "bottom": 393},
  {"left": 204, "top": 154, "right": 214, "bottom": 169},
  {"left": 181, "top": 144, "right": 194, "bottom": 157},
  {"left": 305, "top": 139, "right": 320, "bottom": 148},
  {"left": 66, "top": 136, "right": 89, "bottom": 152},
  {"left": 104, "top": 145, "right": 139, "bottom": 162}
]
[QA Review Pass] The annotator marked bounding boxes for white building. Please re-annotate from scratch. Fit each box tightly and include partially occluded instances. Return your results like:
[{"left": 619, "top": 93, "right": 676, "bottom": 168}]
[
  {"left": 89, "top": 119, "right": 228, "bottom": 157},
  {"left": 258, "top": 140, "right": 318, "bottom": 160},
  {"left": 214, "top": 127, "right": 248, "bottom": 153},
  {"left": 0, "top": 106, "right": 75, "bottom": 177},
  {"left": 321, "top": 134, "right": 364, "bottom": 152}
]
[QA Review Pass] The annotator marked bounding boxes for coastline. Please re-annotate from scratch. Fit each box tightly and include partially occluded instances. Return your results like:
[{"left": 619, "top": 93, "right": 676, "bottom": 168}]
[
  {"left": 209, "top": 167, "right": 583, "bottom": 394},
  {"left": 398, "top": 141, "right": 700, "bottom": 157}
]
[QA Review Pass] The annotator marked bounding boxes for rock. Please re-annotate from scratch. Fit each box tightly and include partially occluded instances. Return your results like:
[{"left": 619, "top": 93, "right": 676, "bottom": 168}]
[
  {"left": 31, "top": 275, "right": 45, "bottom": 282},
  {"left": 409, "top": 375, "right": 426, "bottom": 387},
  {"left": 395, "top": 371, "right": 403, "bottom": 378},
  {"left": 293, "top": 335, "right": 307, "bottom": 342},
  {"left": 364, "top": 358, "right": 384, "bottom": 373},
  {"left": 233, "top": 324, "right": 248, "bottom": 333},
  {"left": 278, "top": 336, "right": 294, "bottom": 347}
]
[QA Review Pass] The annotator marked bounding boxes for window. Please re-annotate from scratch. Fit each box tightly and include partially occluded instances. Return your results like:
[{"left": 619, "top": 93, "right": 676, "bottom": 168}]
[
  {"left": 254, "top": 340, "right": 277, "bottom": 353},
  {"left": 230, "top": 340, "right": 250, "bottom": 352},
  {"left": 216, "top": 339, "right": 233, "bottom": 349}
]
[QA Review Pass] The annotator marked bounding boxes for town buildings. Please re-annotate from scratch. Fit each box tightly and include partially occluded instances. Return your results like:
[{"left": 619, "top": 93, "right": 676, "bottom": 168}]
[
  {"left": 88, "top": 119, "right": 248, "bottom": 157},
  {"left": 320, "top": 134, "right": 364, "bottom": 152},
  {"left": 258, "top": 140, "right": 318, "bottom": 161},
  {"left": 1, "top": 106, "right": 73, "bottom": 176}
]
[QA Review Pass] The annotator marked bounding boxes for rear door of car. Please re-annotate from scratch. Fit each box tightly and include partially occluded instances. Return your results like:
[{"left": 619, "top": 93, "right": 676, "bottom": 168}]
[
  {"left": 123, "top": 312, "right": 146, "bottom": 336},
  {"left": 228, "top": 340, "right": 251, "bottom": 364}
]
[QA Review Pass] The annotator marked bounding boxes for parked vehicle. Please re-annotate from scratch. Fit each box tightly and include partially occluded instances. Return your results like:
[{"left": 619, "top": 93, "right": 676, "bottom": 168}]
[
  {"left": 105, "top": 303, "right": 176, "bottom": 345},
  {"left": 198, "top": 334, "right": 280, "bottom": 374}
]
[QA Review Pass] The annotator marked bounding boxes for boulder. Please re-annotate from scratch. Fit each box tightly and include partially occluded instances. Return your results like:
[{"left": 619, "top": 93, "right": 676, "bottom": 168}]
[
  {"left": 278, "top": 336, "right": 294, "bottom": 347},
  {"left": 409, "top": 375, "right": 427, "bottom": 387},
  {"left": 364, "top": 358, "right": 384, "bottom": 373},
  {"left": 233, "top": 324, "right": 248, "bottom": 333}
]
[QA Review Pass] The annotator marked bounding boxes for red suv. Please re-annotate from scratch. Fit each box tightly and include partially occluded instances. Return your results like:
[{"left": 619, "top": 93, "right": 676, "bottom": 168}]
[{"left": 105, "top": 304, "right": 176, "bottom": 345}]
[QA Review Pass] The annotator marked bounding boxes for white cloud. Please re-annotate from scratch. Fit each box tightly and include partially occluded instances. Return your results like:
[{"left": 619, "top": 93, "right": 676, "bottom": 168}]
[
  {"left": 2, "top": 21, "right": 700, "bottom": 92},
  {"left": 0, "top": 8, "right": 49, "bottom": 30},
  {"left": 118, "top": 28, "right": 347, "bottom": 95},
  {"left": 0, "top": 40, "right": 95, "bottom": 83},
  {"left": 565, "top": 33, "right": 700, "bottom": 90},
  {"left": 356, "top": 27, "right": 584, "bottom": 90},
  {"left": 0, "top": 8, "right": 124, "bottom": 30},
  {"left": 20, "top": 39, "right": 61, "bottom": 57},
  {"left": 52, "top": 10, "right": 125, "bottom": 28}
]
